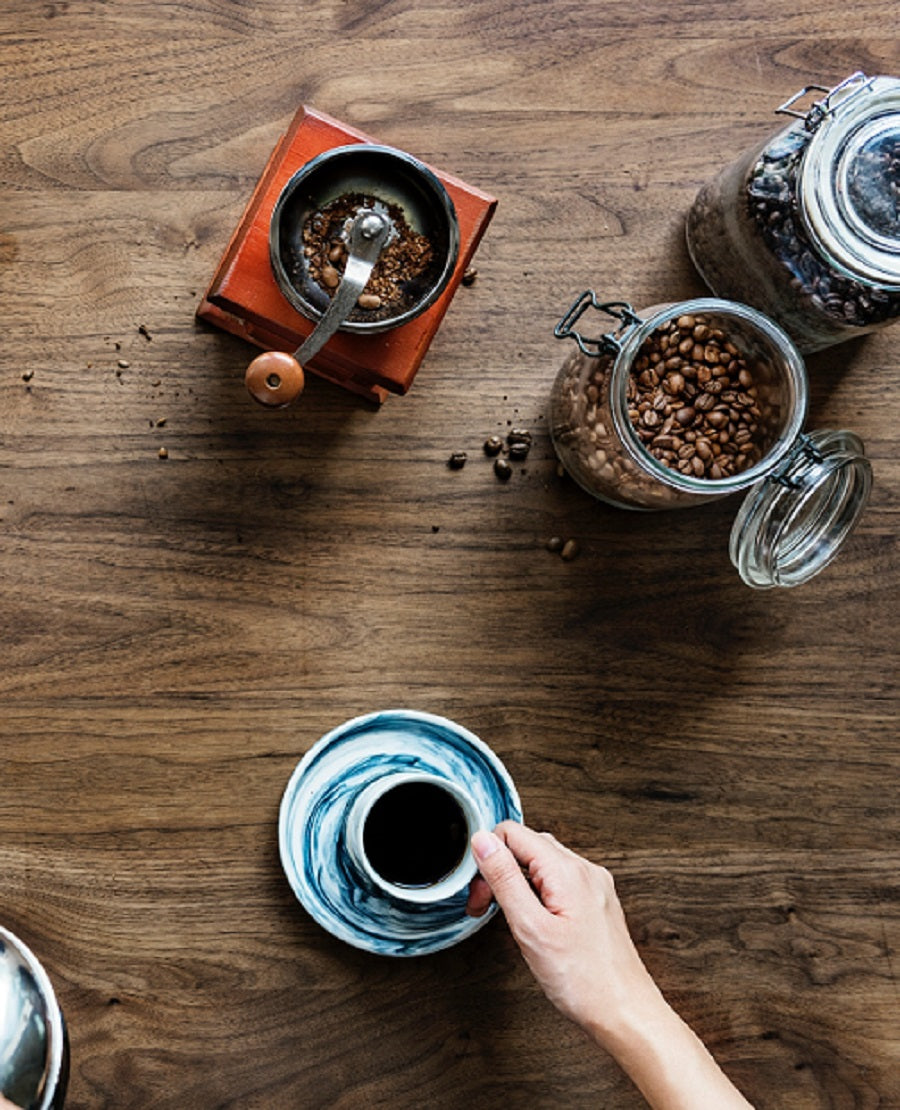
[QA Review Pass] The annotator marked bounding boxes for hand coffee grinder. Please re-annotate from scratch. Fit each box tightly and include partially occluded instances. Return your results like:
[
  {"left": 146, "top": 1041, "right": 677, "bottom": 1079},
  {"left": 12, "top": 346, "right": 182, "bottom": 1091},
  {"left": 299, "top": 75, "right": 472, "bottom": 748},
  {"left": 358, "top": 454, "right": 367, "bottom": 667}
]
[{"left": 197, "top": 107, "right": 496, "bottom": 404}]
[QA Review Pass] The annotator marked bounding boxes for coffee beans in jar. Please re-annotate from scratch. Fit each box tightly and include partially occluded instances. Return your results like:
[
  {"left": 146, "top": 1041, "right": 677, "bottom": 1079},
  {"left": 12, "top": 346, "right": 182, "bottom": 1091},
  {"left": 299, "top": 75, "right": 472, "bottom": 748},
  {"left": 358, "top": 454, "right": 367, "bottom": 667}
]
[
  {"left": 627, "top": 314, "right": 773, "bottom": 482},
  {"left": 550, "top": 292, "right": 872, "bottom": 587},
  {"left": 686, "top": 73, "right": 900, "bottom": 352},
  {"left": 551, "top": 296, "right": 799, "bottom": 510}
]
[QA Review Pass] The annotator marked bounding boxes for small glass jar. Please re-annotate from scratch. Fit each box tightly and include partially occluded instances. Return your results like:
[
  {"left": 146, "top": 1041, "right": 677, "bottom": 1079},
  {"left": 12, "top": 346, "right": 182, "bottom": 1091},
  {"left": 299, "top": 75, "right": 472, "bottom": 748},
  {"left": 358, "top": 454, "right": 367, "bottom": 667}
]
[
  {"left": 686, "top": 72, "right": 900, "bottom": 352},
  {"left": 549, "top": 291, "right": 872, "bottom": 588}
]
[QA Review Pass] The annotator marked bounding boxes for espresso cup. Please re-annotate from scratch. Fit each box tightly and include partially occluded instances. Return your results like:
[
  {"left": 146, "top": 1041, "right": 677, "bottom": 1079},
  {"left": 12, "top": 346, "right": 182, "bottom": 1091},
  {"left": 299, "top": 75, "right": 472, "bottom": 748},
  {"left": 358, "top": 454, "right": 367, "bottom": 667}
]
[{"left": 344, "top": 772, "right": 480, "bottom": 905}]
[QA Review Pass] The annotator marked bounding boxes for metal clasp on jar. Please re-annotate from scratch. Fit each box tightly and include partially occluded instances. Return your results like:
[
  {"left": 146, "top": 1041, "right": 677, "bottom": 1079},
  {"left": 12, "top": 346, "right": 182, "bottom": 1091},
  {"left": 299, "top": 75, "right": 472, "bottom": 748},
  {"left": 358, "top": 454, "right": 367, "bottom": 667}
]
[
  {"left": 554, "top": 290, "right": 644, "bottom": 357},
  {"left": 776, "top": 70, "right": 875, "bottom": 132},
  {"left": 769, "top": 432, "right": 825, "bottom": 489}
]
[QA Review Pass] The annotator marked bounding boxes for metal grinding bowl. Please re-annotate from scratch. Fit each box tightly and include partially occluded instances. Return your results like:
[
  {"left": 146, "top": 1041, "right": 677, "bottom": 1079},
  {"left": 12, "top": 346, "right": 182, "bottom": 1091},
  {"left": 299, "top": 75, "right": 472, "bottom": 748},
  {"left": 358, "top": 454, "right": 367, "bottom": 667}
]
[
  {"left": 0, "top": 927, "right": 68, "bottom": 1110},
  {"left": 269, "top": 143, "right": 460, "bottom": 334}
]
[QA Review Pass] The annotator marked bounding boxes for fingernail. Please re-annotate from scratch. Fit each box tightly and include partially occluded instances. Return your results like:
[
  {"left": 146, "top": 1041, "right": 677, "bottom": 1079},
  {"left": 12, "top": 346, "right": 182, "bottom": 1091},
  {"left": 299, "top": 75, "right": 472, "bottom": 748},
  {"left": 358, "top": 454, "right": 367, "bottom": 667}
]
[{"left": 471, "top": 829, "right": 500, "bottom": 862}]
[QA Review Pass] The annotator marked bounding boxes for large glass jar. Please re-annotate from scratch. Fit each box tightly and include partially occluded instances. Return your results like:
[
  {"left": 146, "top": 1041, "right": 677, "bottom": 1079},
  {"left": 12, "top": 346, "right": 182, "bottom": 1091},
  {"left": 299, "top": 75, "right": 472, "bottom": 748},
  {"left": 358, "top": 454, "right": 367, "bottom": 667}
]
[
  {"left": 549, "top": 291, "right": 872, "bottom": 588},
  {"left": 686, "top": 72, "right": 900, "bottom": 352}
]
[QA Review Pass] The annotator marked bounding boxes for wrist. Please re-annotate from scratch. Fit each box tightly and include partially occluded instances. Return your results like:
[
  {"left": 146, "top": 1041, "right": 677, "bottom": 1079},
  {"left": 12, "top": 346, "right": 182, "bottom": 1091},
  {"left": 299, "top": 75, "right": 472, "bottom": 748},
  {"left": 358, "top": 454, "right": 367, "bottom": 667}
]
[
  {"left": 581, "top": 970, "right": 673, "bottom": 1055},
  {"left": 586, "top": 990, "right": 753, "bottom": 1110}
]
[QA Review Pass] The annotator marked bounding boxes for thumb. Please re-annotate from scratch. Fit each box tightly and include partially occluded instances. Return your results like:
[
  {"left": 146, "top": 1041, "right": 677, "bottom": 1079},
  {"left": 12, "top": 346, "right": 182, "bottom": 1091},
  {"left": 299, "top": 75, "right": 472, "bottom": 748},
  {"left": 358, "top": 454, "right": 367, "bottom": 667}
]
[{"left": 471, "top": 829, "right": 544, "bottom": 928}]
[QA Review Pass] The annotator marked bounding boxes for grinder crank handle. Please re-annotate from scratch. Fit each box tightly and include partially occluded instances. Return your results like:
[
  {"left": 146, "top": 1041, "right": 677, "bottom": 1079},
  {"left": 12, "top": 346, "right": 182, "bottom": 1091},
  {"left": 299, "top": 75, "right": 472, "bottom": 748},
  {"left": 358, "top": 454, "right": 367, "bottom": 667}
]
[{"left": 245, "top": 209, "right": 392, "bottom": 407}]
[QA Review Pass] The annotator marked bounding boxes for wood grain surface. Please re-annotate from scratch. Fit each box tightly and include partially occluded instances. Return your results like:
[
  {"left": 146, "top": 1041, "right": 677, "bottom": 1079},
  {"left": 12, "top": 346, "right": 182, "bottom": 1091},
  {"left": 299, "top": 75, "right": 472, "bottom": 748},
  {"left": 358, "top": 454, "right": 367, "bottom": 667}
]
[{"left": 1, "top": 2, "right": 898, "bottom": 1108}]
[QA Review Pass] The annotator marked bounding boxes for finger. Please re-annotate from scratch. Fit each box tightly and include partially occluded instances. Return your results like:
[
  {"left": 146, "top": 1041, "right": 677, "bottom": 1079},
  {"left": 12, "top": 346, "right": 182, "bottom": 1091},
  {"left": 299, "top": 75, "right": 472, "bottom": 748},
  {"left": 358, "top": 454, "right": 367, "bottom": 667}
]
[
  {"left": 465, "top": 874, "right": 494, "bottom": 918},
  {"left": 471, "top": 830, "right": 545, "bottom": 927},
  {"left": 540, "top": 830, "right": 584, "bottom": 862},
  {"left": 494, "top": 820, "right": 576, "bottom": 873}
]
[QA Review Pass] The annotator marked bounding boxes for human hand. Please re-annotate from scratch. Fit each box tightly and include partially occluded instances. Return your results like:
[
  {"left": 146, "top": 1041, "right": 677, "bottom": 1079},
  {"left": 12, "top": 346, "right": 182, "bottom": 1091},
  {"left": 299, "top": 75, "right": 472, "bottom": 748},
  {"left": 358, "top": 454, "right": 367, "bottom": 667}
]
[
  {"left": 467, "top": 821, "right": 753, "bottom": 1110},
  {"left": 466, "top": 820, "right": 663, "bottom": 1042}
]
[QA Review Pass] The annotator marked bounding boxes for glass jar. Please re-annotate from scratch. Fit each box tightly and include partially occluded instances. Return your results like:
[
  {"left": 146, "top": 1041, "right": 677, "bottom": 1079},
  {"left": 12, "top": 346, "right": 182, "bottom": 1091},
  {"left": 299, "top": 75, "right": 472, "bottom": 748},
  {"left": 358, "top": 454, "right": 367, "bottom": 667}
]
[
  {"left": 549, "top": 291, "right": 872, "bottom": 588},
  {"left": 686, "top": 72, "right": 900, "bottom": 352}
]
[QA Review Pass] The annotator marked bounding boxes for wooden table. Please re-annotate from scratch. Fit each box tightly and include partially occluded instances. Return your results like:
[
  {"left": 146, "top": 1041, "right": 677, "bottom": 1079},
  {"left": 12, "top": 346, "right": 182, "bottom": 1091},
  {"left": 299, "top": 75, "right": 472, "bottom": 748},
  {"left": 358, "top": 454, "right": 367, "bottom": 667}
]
[{"left": 1, "top": 3, "right": 897, "bottom": 1107}]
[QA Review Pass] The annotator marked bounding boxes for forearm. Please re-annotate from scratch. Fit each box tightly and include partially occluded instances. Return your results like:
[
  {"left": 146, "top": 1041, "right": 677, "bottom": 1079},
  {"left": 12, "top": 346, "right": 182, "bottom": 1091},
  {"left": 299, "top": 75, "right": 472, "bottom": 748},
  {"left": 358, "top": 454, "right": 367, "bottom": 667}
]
[{"left": 588, "top": 994, "right": 753, "bottom": 1110}]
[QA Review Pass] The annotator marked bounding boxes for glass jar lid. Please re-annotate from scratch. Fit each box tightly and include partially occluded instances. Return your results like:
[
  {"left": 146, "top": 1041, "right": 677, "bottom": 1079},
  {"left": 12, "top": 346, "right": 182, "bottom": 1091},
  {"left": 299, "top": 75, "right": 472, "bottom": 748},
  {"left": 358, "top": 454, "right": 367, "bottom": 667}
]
[
  {"left": 798, "top": 73, "right": 900, "bottom": 288},
  {"left": 729, "top": 429, "right": 872, "bottom": 588}
]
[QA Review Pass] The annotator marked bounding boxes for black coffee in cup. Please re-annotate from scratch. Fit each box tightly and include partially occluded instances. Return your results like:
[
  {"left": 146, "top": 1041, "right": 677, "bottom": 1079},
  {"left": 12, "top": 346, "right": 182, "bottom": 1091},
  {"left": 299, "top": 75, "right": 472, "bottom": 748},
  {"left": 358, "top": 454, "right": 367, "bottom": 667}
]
[{"left": 362, "top": 780, "right": 468, "bottom": 887}]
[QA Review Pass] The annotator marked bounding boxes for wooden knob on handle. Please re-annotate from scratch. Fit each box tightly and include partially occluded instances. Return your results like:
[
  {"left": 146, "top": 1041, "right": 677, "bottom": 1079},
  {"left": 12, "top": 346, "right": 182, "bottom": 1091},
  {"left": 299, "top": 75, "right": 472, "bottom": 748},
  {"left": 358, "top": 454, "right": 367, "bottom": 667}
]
[{"left": 245, "top": 351, "right": 305, "bottom": 408}]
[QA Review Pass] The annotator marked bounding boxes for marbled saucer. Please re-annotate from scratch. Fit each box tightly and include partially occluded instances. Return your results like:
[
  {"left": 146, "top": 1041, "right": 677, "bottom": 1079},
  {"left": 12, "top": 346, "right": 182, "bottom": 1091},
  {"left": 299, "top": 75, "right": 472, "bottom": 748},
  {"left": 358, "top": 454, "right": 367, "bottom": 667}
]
[{"left": 278, "top": 709, "right": 522, "bottom": 956}]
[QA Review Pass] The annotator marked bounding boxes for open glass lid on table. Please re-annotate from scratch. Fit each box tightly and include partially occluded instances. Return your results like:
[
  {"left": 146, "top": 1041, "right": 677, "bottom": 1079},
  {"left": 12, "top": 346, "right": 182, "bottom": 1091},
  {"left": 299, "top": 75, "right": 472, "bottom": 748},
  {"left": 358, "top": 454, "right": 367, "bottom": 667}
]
[{"left": 550, "top": 293, "right": 873, "bottom": 588}]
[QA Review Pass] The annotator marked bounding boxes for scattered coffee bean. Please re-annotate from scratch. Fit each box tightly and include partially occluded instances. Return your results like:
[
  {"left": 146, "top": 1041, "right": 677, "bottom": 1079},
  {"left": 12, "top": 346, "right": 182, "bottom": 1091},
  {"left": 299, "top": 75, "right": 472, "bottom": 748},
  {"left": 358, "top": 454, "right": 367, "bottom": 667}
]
[
  {"left": 22, "top": 370, "right": 34, "bottom": 382},
  {"left": 546, "top": 536, "right": 563, "bottom": 553},
  {"left": 447, "top": 451, "right": 468, "bottom": 470},
  {"left": 508, "top": 441, "right": 530, "bottom": 461},
  {"left": 483, "top": 435, "right": 504, "bottom": 456},
  {"left": 158, "top": 447, "right": 168, "bottom": 460},
  {"left": 117, "top": 359, "right": 129, "bottom": 369},
  {"left": 494, "top": 457, "right": 512, "bottom": 481},
  {"left": 560, "top": 539, "right": 579, "bottom": 561},
  {"left": 461, "top": 267, "right": 478, "bottom": 286},
  {"left": 507, "top": 428, "right": 533, "bottom": 446}
]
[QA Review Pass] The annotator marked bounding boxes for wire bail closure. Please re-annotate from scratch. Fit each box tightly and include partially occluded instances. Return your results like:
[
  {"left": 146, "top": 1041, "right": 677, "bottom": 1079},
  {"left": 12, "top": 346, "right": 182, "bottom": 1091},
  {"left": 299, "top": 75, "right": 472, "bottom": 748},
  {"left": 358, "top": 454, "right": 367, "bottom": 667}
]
[
  {"left": 554, "top": 290, "right": 643, "bottom": 357},
  {"left": 776, "top": 70, "right": 874, "bottom": 132},
  {"left": 770, "top": 432, "right": 823, "bottom": 490}
]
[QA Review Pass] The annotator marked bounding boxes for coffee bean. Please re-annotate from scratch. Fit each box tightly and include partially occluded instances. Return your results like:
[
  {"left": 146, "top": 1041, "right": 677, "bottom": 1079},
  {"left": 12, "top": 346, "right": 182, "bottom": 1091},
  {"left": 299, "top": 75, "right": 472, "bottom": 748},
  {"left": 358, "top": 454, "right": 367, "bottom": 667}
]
[
  {"left": 507, "top": 428, "right": 533, "bottom": 446},
  {"left": 494, "top": 458, "right": 512, "bottom": 481},
  {"left": 546, "top": 536, "right": 563, "bottom": 553},
  {"left": 321, "top": 264, "right": 340, "bottom": 289},
  {"left": 483, "top": 435, "right": 503, "bottom": 456},
  {"left": 560, "top": 539, "right": 579, "bottom": 561},
  {"left": 447, "top": 451, "right": 467, "bottom": 470},
  {"left": 508, "top": 441, "right": 530, "bottom": 461},
  {"left": 357, "top": 292, "right": 382, "bottom": 309}
]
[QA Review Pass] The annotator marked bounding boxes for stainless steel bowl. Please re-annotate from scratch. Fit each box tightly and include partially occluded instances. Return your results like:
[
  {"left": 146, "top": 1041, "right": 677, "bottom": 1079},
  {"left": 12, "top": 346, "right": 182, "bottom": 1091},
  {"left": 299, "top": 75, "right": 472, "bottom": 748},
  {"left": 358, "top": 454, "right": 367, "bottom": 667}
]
[{"left": 0, "top": 926, "right": 68, "bottom": 1110}]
